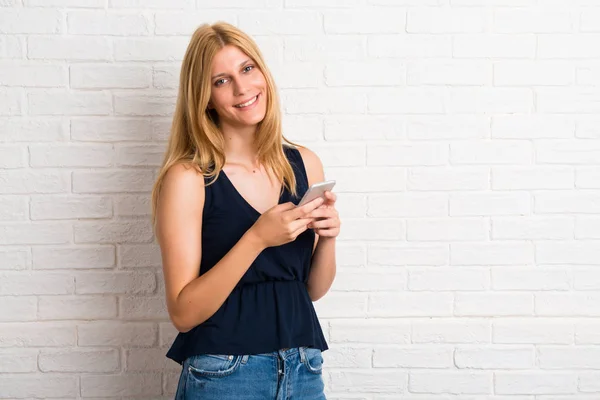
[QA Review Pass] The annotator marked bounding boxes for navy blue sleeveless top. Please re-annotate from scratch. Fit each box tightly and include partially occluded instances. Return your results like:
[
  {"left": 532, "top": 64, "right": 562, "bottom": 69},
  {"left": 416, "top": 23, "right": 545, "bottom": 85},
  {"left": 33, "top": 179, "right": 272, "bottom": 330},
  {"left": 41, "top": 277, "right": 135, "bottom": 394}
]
[{"left": 166, "top": 145, "right": 329, "bottom": 364}]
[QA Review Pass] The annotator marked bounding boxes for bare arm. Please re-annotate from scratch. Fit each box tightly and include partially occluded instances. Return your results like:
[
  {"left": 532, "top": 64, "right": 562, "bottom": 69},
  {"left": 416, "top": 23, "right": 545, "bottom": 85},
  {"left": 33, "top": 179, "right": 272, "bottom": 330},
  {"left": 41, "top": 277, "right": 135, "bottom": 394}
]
[
  {"left": 155, "top": 163, "right": 265, "bottom": 333},
  {"left": 298, "top": 147, "right": 338, "bottom": 302}
]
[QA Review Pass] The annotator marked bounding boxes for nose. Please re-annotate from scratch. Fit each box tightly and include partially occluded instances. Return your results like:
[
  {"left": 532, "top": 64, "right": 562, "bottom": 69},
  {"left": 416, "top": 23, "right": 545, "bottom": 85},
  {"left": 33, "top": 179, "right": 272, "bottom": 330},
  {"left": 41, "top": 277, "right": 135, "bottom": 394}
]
[{"left": 232, "top": 77, "right": 248, "bottom": 96}]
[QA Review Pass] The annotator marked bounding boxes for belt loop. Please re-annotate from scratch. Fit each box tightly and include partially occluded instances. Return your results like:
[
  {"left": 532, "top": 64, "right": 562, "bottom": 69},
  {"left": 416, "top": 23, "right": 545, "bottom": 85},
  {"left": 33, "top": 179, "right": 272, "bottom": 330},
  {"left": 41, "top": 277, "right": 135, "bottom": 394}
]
[
  {"left": 241, "top": 355, "right": 249, "bottom": 364},
  {"left": 299, "top": 346, "right": 306, "bottom": 363}
]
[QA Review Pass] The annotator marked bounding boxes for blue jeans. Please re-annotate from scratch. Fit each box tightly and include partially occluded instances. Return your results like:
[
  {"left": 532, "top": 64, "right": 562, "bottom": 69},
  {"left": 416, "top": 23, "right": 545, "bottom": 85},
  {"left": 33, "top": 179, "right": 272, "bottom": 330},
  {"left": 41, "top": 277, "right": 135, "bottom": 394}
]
[{"left": 174, "top": 346, "right": 326, "bottom": 399}]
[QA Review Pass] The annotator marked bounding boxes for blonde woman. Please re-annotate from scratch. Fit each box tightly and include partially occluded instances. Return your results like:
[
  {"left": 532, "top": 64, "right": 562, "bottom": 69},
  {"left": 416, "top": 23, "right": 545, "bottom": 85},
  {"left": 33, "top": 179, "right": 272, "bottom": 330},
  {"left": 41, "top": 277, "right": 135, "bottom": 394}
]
[{"left": 151, "top": 22, "right": 340, "bottom": 399}]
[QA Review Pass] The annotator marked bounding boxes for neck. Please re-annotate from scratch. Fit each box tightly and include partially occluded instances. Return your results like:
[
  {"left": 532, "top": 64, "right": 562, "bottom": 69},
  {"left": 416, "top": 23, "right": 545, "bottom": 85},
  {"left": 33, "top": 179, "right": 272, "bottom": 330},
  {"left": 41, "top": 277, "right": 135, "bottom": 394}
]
[{"left": 221, "top": 122, "right": 259, "bottom": 165}]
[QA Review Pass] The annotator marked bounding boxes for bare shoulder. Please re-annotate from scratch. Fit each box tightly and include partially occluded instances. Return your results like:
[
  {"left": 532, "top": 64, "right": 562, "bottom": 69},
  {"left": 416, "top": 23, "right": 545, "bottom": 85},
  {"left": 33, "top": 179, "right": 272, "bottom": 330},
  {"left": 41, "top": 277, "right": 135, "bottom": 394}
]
[
  {"left": 296, "top": 146, "right": 324, "bottom": 186},
  {"left": 156, "top": 162, "right": 205, "bottom": 231}
]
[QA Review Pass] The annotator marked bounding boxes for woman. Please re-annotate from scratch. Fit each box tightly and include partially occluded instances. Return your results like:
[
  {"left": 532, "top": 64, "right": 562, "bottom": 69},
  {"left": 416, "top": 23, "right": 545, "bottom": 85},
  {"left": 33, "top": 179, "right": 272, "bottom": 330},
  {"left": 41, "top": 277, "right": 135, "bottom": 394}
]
[{"left": 151, "top": 22, "right": 341, "bottom": 399}]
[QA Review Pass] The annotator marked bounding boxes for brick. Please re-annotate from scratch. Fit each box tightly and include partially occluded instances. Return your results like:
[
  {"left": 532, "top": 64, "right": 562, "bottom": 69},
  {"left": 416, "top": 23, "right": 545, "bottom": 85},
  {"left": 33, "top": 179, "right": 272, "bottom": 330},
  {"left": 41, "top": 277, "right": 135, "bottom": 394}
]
[
  {"left": 408, "top": 167, "right": 489, "bottom": 191},
  {"left": 114, "top": 37, "right": 189, "bottom": 61},
  {"left": 329, "top": 370, "right": 407, "bottom": 392},
  {"left": 325, "top": 115, "right": 405, "bottom": 141},
  {"left": 282, "top": 115, "right": 322, "bottom": 142},
  {"left": 239, "top": 11, "right": 320, "bottom": 34},
  {"left": 455, "top": 293, "right": 534, "bottom": 316},
  {"left": 0, "top": 146, "right": 26, "bottom": 168},
  {"left": 326, "top": 60, "right": 404, "bottom": 86},
  {"left": 450, "top": 192, "right": 531, "bottom": 216},
  {"left": 116, "top": 144, "right": 164, "bottom": 167},
  {"left": 271, "top": 61, "right": 323, "bottom": 89},
  {"left": 109, "top": 0, "right": 193, "bottom": 7},
  {"left": 74, "top": 220, "right": 153, "bottom": 244},
  {"left": 28, "top": 36, "right": 111, "bottom": 60},
  {"left": 38, "top": 295, "right": 117, "bottom": 320},
  {"left": 25, "top": 0, "right": 104, "bottom": 6},
  {"left": 0, "top": 296, "right": 37, "bottom": 321},
  {"left": 494, "top": 61, "right": 574, "bottom": 86},
  {"left": 577, "top": 167, "right": 600, "bottom": 188},
  {"left": 0, "top": 349, "right": 38, "bottom": 372},
  {"left": 409, "top": 267, "right": 489, "bottom": 290},
  {"left": 75, "top": 271, "right": 156, "bottom": 294},
  {"left": 0, "top": 118, "right": 67, "bottom": 142},
  {"left": 153, "top": 64, "right": 179, "bottom": 89},
  {"left": 0, "top": 35, "right": 24, "bottom": 58},
  {"left": 408, "top": 60, "right": 491, "bottom": 86},
  {"left": 454, "top": 34, "right": 535, "bottom": 58},
  {"left": 0, "top": 272, "right": 74, "bottom": 295},
  {"left": 330, "top": 320, "right": 410, "bottom": 344},
  {"left": 368, "top": 244, "right": 448, "bottom": 266},
  {"left": 0, "top": 223, "right": 71, "bottom": 245},
  {"left": 33, "top": 246, "right": 115, "bottom": 269},
  {"left": 30, "top": 144, "right": 115, "bottom": 167},
  {"left": 493, "top": 217, "right": 573, "bottom": 240},
  {"left": 285, "top": 35, "right": 364, "bottom": 61},
  {"left": 455, "top": 346, "right": 534, "bottom": 369},
  {"left": 71, "top": 65, "right": 151, "bottom": 89},
  {"left": 369, "top": 88, "right": 445, "bottom": 114},
  {"left": 71, "top": 118, "right": 153, "bottom": 142},
  {"left": 114, "top": 195, "right": 151, "bottom": 217},
  {"left": 535, "top": 192, "right": 600, "bottom": 214},
  {"left": 0, "top": 322, "right": 76, "bottom": 347},
  {"left": 374, "top": 346, "right": 453, "bottom": 368},
  {"left": 30, "top": 195, "right": 112, "bottom": 220},
  {"left": 325, "top": 10, "right": 405, "bottom": 34},
  {"left": 494, "top": 319, "right": 574, "bottom": 344},
  {"left": 448, "top": 88, "right": 533, "bottom": 114},
  {"left": 81, "top": 373, "right": 162, "bottom": 397},
  {"left": 323, "top": 167, "right": 406, "bottom": 192},
  {"left": 0, "top": 375, "right": 78, "bottom": 398},
  {"left": 119, "top": 244, "right": 162, "bottom": 268},
  {"left": 282, "top": 88, "right": 367, "bottom": 114},
  {"left": 67, "top": 11, "right": 149, "bottom": 35},
  {"left": 331, "top": 268, "right": 406, "bottom": 292},
  {"left": 73, "top": 170, "right": 155, "bottom": 193},
  {"left": 368, "top": 143, "right": 448, "bottom": 166},
  {"left": 312, "top": 292, "right": 368, "bottom": 318},
  {"left": 322, "top": 345, "right": 371, "bottom": 368},
  {"left": 408, "top": 8, "right": 485, "bottom": 33},
  {"left": 412, "top": 320, "right": 491, "bottom": 344},
  {"left": 538, "top": 346, "right": 600, "bottom": 369},
  {"left": 336, "top": 243, "right": 366, "bottom": 267},
  {"left": 536, "top": 293, "right": 600, "bottom": 316},
  {"left": 369, "top": 293, "right": 453, "bottom": 317},
  {"left": 451, "top": 242, "right": 533, "bottom": 266},
  {"left": 409, "top": 371, "right": 492, "bottom": 394},
  {"left": 78, "top": 321, "right": 157, "bottom": 347},
  {"left": 0, "top": 64, "right": 66, "bottom": 87},
  {"left": 538, "top": 34, "right": 600, "bottom": 59},
  {"left": 114, "top": 93, "right": 176, "bottom": 116},
  {"left": 29, "top": 91, "right": 112, "bottom": 116},
  {"left": 126, "top": 348, "right": 179, "bottom": 371},
  {"left": 0, "top": 248, "right": 29, "bottom": 270},
  {"left": 39, "top": 348, "right": 119, "bottom": 372},
  {"left": 119, "top": 296, "right": 169, "bottom": 319},
  {"left": 0, "top": 88, "right": 23, "bottom": 115},
  {"left": 493, "top": 167, "right": 574, "bottom": 190},
  {"left": 495, "top": 372, "right": 576, "bottom": 395},
  {"left": 0, "top": 9, "right": 61, "bottom": 33},
  {"left": 407, "top": 218, "right": 488, "bottom": 241},
  {"left": 369, "top": 34, "right": 451, "bottom": 58},
  {"left": 154, "top": 11, "right": 236, "bottom": 35},
  {"left": 0, "top": 170, "right": 69, "bottom": 194},
  {"left": 492, "top": 115, "right": 575, "bottom": 139},
  {"left": 492, "top": 267, "right": 571, "bottom": 290},
  {"left": 368, "top": 193, "right": 446, "bottom": 218},
  {"left": 537, "top": 139, "right": 600, "bottom": 164},
  {"left": 159, "top": 322, "right": 179, "bottom": 347},
  {"left": 494, "top": 8, "right": 574, "bottom": 33},
  {"left": 339, "top": 218, "right": 404, "bottom": 241}
]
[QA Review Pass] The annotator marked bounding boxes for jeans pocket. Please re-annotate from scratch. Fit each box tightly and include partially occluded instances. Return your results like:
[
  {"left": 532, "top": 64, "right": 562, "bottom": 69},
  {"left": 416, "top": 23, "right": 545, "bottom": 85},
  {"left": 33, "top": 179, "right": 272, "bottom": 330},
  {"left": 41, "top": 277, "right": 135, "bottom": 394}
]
[
  {"left": 187, "top": 354, "right": 241, "bottom": 378},
  {"left": 301, "top": 347, "right": 323, "bottom": 375}
]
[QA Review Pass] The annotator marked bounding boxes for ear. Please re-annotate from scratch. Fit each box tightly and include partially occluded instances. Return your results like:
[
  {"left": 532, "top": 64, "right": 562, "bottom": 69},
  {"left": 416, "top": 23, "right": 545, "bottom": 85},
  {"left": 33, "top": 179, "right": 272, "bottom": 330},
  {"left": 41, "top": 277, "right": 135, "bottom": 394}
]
[{"left": 207, "top": 102, "right": 213, "bottom": 110}]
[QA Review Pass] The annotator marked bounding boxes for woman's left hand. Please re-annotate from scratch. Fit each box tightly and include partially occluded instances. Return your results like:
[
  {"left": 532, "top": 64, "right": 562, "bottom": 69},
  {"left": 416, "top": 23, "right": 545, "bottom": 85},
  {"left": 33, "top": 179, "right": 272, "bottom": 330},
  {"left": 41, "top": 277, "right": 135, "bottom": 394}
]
[{"left": 307, "top": 191, "right": 341, "bottom": 238}]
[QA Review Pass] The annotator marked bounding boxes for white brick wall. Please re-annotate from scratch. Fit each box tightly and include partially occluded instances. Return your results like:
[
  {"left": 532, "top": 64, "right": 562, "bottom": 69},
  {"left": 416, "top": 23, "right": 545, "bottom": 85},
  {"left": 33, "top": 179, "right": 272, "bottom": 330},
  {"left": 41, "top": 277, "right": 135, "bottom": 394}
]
[{"left": 1, "top": 0, "right": 599, "bottom": 398}]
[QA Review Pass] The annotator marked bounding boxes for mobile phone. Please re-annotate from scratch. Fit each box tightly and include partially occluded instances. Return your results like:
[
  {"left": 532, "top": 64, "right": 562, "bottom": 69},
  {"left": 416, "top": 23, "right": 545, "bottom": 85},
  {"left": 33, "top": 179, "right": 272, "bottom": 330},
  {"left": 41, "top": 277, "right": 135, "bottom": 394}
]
[{"left": 296, "top": 180, "right": 336, "bottom": 207}]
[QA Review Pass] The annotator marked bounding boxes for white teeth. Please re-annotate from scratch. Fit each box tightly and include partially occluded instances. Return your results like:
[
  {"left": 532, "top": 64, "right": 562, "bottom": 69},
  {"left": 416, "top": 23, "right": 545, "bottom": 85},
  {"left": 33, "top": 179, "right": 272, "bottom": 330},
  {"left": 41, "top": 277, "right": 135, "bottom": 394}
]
[{"left": 235, "top": 95, "right": 258, "bottom": 108}]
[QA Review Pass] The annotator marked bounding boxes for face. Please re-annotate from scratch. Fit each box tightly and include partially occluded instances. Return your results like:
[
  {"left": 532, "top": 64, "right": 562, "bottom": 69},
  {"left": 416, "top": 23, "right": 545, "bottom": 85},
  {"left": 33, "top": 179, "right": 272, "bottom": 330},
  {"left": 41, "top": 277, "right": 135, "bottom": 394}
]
[{"left": 208, "top": 45, "right": 267, "bottom": 130}]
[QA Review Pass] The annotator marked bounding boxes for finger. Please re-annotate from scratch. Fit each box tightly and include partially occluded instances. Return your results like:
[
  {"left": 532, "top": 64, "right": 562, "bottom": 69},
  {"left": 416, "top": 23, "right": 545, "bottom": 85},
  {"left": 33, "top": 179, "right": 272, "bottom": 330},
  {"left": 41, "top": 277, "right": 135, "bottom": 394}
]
[
  {"left": 289, "top": 217, "right": 315, "bottom": 232},
  {"left": 309, "top": 218, "right": 338, "bottom": 230},
  {"left": 306, "top": 208, "right": 335, "bottom": 219},
  {"left": 324, "top": 191, "right": 337, "bottom": 202},
  {"left": 289, "top": 197, "right": 324, "bottom": 219}
]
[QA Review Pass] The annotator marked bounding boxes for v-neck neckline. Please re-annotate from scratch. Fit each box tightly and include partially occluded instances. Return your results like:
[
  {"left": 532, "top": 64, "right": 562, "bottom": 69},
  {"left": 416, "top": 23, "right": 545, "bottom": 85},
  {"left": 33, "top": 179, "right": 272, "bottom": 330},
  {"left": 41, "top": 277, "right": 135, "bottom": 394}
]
[{"left": 220, "top": 169, "right": 285, "bottom": 218}]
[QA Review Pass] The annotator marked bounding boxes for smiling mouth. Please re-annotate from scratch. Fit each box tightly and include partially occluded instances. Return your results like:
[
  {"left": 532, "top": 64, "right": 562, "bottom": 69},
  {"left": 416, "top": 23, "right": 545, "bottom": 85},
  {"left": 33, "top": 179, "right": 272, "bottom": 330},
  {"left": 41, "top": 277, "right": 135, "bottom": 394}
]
[{"left": 234, "top": 94, "right": 259, "bottom": 108}]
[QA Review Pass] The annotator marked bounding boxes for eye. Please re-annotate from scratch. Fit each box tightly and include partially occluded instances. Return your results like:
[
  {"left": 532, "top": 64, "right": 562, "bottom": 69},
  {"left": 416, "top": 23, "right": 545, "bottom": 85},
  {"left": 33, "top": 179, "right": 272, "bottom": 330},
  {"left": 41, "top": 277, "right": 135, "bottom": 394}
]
[
  {"left": 214, "top": 78, "right": 227, "bottom": 87},
  {"left": 243, "top": 65, "right": 254, "bottom": 73}
]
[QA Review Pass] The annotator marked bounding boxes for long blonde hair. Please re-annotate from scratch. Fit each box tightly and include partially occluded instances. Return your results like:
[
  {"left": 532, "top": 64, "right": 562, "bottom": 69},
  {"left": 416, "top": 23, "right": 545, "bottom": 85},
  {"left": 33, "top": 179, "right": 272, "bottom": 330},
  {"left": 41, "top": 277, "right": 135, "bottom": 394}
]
[{"left": 151, "top": 22, "right": 302, "bottom": 228}]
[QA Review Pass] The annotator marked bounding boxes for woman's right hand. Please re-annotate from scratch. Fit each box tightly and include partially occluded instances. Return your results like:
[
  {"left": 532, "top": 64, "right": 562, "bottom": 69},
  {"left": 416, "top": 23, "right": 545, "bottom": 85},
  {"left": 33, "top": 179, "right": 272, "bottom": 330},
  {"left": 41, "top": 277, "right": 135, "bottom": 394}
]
[{"left": 249, "top": 197, "right": 325, "bottom": 248}]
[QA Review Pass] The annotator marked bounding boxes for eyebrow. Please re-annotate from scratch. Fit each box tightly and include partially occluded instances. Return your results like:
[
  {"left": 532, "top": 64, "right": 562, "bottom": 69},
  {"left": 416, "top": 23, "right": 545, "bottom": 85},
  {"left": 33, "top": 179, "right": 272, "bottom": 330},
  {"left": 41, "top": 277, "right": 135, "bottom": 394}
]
[{"left": 211, "top": 59, "right": 252, "bottom": 80}]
